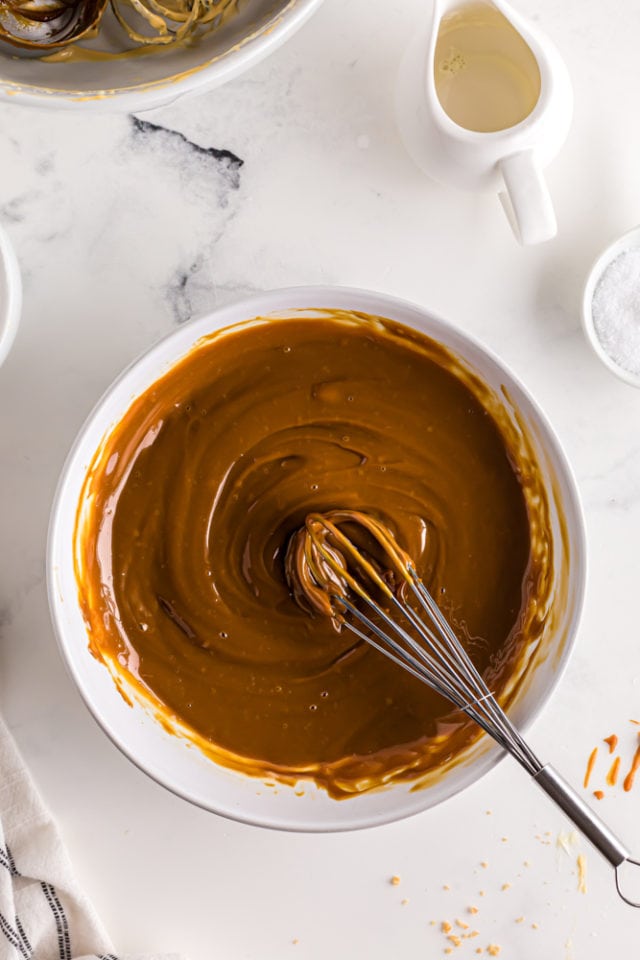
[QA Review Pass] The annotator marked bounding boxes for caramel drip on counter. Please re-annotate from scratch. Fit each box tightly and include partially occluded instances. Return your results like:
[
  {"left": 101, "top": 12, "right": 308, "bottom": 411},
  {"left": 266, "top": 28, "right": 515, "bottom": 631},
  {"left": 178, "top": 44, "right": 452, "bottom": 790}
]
[
  {"left": 74, "top": 311, "right": 554, "bottom": 797},
  {"left": 624, "top": 737, "right": 640, "bottom": 793},
  {"left": 605, "top": 756, "right": 621, "bottom": 787},
  {"left": 584, "top": 747, "right": 598, "bottom": 789},
  {"left": 585, "top": 729, "right": 640, "bottom": 798}
]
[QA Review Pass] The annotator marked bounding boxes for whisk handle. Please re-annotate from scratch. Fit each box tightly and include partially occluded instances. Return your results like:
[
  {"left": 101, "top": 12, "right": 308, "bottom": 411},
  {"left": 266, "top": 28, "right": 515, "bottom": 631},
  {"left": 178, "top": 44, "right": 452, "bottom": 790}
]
[{"left": 534, "top": 764, "right": 629, "bottom": 865}]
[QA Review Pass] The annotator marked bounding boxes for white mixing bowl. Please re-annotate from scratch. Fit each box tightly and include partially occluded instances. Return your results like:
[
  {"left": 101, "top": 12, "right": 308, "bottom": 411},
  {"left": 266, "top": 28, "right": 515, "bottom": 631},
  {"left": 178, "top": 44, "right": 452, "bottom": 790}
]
[
  {"left": 0, "top": 0, "right": 322, "bottom": 111},
  {"left": 48, "top": 286, "right": 586, "bottom": 831}
]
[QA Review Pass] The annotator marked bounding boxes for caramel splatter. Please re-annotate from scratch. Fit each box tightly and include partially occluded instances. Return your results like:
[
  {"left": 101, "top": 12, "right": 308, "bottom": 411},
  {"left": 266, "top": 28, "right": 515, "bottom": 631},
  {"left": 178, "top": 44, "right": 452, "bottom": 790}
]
[
  {"left": 606, "top": 756, "right": 621, "bottom": 787},
  {"left": 604, "top": 734, "right": 618, "bottom": 754},
  {"left": 624, "top": 737, "right": 640, "bottom": 792},
  {"left": 593, "top": 790, "right": 605, "bottom": 800},
  {"left": 584, "top": 747, "right": 598, "bottom": 788}
]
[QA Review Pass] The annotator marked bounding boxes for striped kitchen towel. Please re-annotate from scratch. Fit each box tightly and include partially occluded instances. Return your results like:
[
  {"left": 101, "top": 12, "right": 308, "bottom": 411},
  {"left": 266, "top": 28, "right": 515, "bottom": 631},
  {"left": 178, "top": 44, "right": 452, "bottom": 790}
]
[{"left": 0, "top": 713, "right": 184, "bottom": 960}]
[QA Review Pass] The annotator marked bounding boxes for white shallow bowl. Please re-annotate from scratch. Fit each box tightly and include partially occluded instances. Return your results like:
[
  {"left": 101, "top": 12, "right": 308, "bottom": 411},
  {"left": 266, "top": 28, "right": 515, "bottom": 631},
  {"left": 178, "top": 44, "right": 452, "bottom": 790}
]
[
  {"left": 0, "top": 0, "right": 322, "bottom": 111},
  {"left": 48, "top": 286, "right": 587, "bottom": 832},
  {"left": 582, "top": 225, "right": 640, "bottom": 389},
  {"left": 0, "top": 224, "right": 21, "bottom": 369}
]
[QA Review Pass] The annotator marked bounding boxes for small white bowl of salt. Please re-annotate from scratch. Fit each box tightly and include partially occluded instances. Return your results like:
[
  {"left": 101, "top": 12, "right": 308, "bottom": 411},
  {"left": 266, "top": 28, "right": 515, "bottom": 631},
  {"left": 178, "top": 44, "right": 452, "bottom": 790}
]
[{"left": 583, "top": 226, "right": 640, "bottom": 387}]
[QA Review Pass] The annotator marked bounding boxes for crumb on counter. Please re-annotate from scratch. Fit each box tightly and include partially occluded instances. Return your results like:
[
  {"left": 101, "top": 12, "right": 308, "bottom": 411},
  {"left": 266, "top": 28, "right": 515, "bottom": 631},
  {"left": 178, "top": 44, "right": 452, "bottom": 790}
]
[
  {"left": 443, "top": 884, "right": 451, "bottom": 891},
  {"left": 532, "top": 923, "right": 539, "bottom": 930},
  {"left": 401, "top": 898, "right": 409, "bottom": 906},
  {"left": 577, "top": 854, "right": 588, "bottom": 894},
  {"left": 487, "top": 945, "right": 501, "bottom": 956},
  {"left": 442, "top": 921, "right": 452, "bottom": 934},
  {"left": 501, "top": 883, "right": 510, "bottom": 891},
  {"left": 468, "top": 905, "right": 479, "bottom": 914},
  {"left": 557, "top": 831, "right": 579, "bottom": 855},
  {"left": 480, "top": 861, "right": 488, "bottom": 869},
  {"left": 479, "top": 890, "right": 486, "bottom": 897},
  {"left": 515, "top": 916, "right": 524, "bottom": 924},
  {"left": 455, "top": 918, "right": 469, "bottom": 929},
  {"left": 501, "top": 837, "right": 508, "bottom": 843},
  {"left": 390, "top": 875, "right": 401, "bottom": 886},
  {"left": 447, "top": 934, "right": 462, "bottom": 947}
]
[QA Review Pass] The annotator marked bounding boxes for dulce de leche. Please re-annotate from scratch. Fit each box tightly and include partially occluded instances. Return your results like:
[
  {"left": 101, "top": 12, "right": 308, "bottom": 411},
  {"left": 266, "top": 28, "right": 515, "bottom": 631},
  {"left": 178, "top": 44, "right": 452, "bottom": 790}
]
[{"left": 74, "top": 311, "right": 553, "bottom": 798}]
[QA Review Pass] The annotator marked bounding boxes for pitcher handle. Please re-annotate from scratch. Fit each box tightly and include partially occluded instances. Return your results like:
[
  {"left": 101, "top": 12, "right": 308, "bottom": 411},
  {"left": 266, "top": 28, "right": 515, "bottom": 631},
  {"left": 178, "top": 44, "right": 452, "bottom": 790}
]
[{"left": 499, "top": 150, "right": 557, "bottom": 245}]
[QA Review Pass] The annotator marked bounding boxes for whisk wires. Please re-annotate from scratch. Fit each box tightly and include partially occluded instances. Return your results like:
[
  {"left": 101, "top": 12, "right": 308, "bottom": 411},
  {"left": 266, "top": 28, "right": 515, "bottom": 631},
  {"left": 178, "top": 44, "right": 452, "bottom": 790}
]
[{"left": 299, "top": 510, "right": 543, "bottom": 778}]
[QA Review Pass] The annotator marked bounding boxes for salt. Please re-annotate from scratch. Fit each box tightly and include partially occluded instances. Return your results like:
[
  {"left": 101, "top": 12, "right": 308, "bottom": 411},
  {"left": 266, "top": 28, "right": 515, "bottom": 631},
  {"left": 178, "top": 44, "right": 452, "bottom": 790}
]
[{"left": 592, "top": 247, "right": 640, "bottom": 376}]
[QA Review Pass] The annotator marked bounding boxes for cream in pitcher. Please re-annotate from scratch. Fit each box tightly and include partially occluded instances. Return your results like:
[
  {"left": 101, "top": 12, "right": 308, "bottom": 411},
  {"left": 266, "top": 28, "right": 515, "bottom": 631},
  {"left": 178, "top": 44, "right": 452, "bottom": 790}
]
[{"left": 396, "top": 0, "right": 572, "bottom": 245}]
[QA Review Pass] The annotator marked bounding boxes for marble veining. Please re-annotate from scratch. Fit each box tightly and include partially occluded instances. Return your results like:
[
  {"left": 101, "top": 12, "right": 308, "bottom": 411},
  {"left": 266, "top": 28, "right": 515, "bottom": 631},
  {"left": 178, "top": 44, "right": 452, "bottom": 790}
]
[{"left": 130, "top": 116, "right": 244, "bottom": 197}]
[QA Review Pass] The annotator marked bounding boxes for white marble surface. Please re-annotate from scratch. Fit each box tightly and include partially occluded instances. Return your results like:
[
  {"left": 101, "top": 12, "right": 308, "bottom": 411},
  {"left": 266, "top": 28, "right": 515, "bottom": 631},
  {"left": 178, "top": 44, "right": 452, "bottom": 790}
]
[{"left": 2, "top": 0, "right": 640, "bottom": 956}]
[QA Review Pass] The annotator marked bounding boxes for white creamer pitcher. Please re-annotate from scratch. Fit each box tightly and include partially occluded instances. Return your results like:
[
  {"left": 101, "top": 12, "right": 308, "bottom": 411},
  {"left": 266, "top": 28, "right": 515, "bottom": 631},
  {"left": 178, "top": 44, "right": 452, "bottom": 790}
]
[{"left": 396, "top": 0, "right": 572, "bottom": 245}]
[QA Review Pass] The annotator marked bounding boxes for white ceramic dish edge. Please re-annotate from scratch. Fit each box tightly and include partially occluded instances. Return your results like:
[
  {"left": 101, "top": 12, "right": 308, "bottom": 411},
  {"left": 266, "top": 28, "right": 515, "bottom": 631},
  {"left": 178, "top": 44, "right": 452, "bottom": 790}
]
[
  {"left": 47, "top": 285, "right": 587, "bottom": 832},
  {"left": 582, "top": 225, "right": 640, "bottom": 389},
  {"left": 0, "top": 224, "right": 22, "bottom": 369}
]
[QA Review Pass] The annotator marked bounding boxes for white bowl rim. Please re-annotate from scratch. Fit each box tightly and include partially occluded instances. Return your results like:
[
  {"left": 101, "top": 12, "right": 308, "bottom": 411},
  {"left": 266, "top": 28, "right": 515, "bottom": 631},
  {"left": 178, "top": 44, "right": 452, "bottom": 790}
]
[
  {"left": 582, "top": 224, "right": 640, "bottom": 389},
  {"left": 0, "top": 224, "right": 22, "bottom": 369},
  {"left": 47, "top": 284, "right": 588, "bottom": 831},
  {"left": 0, "top": 0, "right": 323, "bottom": 112}
]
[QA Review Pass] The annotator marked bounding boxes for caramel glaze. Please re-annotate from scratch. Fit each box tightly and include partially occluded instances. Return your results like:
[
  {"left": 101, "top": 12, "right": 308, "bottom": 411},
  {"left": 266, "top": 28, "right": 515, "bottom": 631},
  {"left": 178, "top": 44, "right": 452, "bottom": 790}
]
[{"left": 75, "top": 311, "right": 553, "bottom": 798}]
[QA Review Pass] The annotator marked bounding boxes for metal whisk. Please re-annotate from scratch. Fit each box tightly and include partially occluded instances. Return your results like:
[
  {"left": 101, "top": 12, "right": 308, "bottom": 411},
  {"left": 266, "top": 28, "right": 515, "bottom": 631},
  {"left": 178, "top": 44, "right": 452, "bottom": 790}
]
[{"left": 289, "top": 509, "right": 640, "bottom": 907}]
